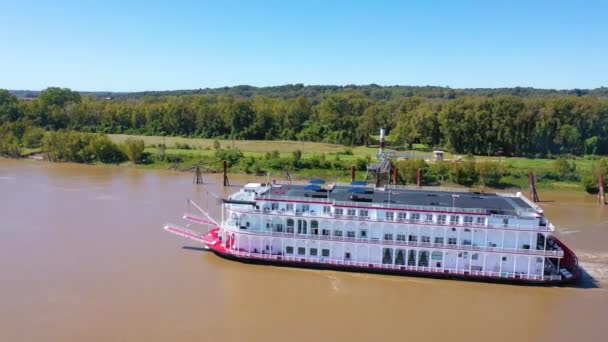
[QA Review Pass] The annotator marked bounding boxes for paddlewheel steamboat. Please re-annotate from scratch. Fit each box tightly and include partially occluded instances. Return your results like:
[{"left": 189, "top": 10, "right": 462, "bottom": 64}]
[{"left": 165, "top": 179, "right": 579, "bottom": 285}]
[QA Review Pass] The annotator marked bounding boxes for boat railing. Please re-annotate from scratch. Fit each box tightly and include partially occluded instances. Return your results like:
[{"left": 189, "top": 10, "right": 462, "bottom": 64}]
[
  {"left": 228, "top": 229, "right": 564, "bottom": 257},
  {"left": 230, "top": 208, "right": 552, "bottom": 232},
  {"left": 227, "top": 249, "right": 560, "bottom": 281}
]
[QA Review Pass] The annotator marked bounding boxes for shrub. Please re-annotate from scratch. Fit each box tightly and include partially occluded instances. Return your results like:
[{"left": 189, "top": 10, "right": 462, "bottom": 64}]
[
  {"left": 215, "top": 148, "right": 244, "bottom": 167},
  {"left": 86, "top": 135, "right": 125, "bottom": 163},
  {"left": 121, "top": 138, "right": 146, "bottom": 164},
  {"left": 22, "top": 127, "right": 45, "bottom": 148}
]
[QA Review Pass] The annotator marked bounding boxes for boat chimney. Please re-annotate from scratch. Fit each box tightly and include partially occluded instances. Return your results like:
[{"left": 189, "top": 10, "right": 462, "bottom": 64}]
[
  {"left": 379, "top": 128, "right": 385, "bottom": 154},
  {"left": 416, "top": 168, "right": 422, "bottom": 187},
  {"left": 350, "top": 165, "right": 356, "bottom": 182}
]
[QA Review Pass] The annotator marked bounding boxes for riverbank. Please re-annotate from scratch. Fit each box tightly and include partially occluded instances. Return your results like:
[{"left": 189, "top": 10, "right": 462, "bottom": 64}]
[
  {"left": 107, "top": 134, "right": 605, "bottom": 193},
  {"left": 3, "top": 131, "right": 606, "bottom": 193}
]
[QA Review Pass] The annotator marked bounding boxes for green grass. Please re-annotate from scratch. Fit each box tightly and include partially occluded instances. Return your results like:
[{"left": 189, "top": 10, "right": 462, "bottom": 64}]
[
  {"left": 106, "top": 133, "right": 601, "bottom": 192},
  {"left": 108, "top": 134, "right": 374, "bottom": 155}
]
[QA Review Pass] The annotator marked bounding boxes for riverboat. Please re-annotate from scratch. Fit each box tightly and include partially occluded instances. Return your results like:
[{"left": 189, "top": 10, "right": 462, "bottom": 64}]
[{"left": 165, "top": 181, "right": 580, "bottom": 285}]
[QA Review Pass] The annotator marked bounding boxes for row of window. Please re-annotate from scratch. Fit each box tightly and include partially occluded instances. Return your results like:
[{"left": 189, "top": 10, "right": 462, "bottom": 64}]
[
  {"left": 282, "top": 246, "right": 539, "bottom": 265},
  {"left": 265, "top": 203, "right": 489, "bottom": 226},
  {"left": 285, "top": 246, "right": 330, "bottom": 257}
]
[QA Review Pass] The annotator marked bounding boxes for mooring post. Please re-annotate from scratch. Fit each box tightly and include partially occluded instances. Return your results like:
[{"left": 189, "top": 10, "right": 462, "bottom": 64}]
[
  {"left": 350, "top": 165, "right": 356, "bottom": 183},
  {"left": 393, "top": 166, "right": 399, "bottom": 186},
  {"left": 223, "top": 160, "right": 229, "bottom": 187},
  {"left": 193, "top": 163, "right": 203, "bottom": 184},
  {"left": 599, "top": 174, "right": 606, "bottom": 205},
  {"left": 416, "top": 168, "right": 422, "bottom": 187},
  {"left": 529, "top": 172, "right": 540, "bottom": 202}
]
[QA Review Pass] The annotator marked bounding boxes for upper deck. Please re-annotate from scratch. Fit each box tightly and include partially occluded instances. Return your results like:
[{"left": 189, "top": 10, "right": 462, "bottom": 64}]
[{"left": 254, "top": 183, "right": 540, "bottom": 217}]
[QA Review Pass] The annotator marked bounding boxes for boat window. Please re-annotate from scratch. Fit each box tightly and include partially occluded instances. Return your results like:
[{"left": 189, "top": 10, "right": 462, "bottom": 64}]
[
  {"left": 418, "top": 251, "right": 429, "bottom": 267},
  {"left": 408, "top": 235, "right": 418, "bottom": 242},
  {"left": 323, "top": 206, "right": 331, "bottom": 214},
  {"left": 450, "top": 215, "right": 460, "bottom": 224},
  {"left": 421, "top": 236, "right": 430, "bottom": 243},
  {"left": 384, "top": 233, "right": 393, "bottom": 241},
  {"left": 385, "top": 212, "right": 394, "bottom": 221},
  {"left": 437, "top": 215, "right": 447, "bottom": 224},
  {"left": 434, "top": 237, "right": 444, "bottom": 244},
  {"left": 322, "top": 229, "right": 331, "bottom": 236},
  {"left": 396, "top": 234, "right": 406, "bottom": 241},
  {"left": 448, "top": 237, "right": 457, "bottom": 245},
  {"left": 310, "top": 248, "right": 318, "bottom": 256},
  {"left": 476, "top": 217, "right": 487, "bottom": 225},
  {"left": 395, "top": 249, "right": 406, "bottom": 265},
  {"left": 334, "top": 208, "right": 343, "bottom": 216},
  {"left": 286, "top": 204, "right": 294, "bottom": 212},
  {"left": 410, "top": 213, "right": 420, "bottom": 221},
  {"left": 425, "top": 214, "right": 433, "bottom": 222},
  {"left": 472, "top": 253, "right": 479, "bottom": 260},
  {"left": 346, "top": 231, "right": 355, "bottom": 238},
  {"left": 359, "top": 229, "right": 368, "bottom": 238},
  {"left": 382, "top": 248, "right": 393, "bottom": 264},
  {"left": 311, "top": 220, "right": 319, "bottom": 229},
  {"left": 322, "top": 249, "right": 330, "bottom": 257},
  {"left": 359, "top": 210, "right": 369, "bottom": 217},
  {"left": 464, "top": 216, "right": 473, "bottom": 225},
  {"left": 345, "top": 252, "right": 351, "bottom": 260},
  {"left": 347, "top": 209, "right": 356, "bottom": 216},
  {"left": 334, "top": 230, "right": 343, "bottom": 237},
  {"left": 298, "top": 247, "right": 306, "bottom": 255},
  {"left": 286, "top": 246, "right": 294, "bottom": 254}
]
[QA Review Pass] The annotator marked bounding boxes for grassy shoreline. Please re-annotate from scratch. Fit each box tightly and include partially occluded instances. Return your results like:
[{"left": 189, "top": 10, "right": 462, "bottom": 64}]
[
  {"left": 105, "top": 134, "right": 596, "bottom": 193},
  {"left": 8, "top": 132, "right": 602, "bottom": 193}
]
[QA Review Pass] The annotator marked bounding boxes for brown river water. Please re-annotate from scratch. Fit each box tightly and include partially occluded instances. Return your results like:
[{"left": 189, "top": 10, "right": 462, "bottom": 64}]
[{"left": 1, "top": 158, "right": 607, "bottom": 342}]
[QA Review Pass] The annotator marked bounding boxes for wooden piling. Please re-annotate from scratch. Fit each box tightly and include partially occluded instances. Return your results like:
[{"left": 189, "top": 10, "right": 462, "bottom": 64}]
[
  {"left": 599, "top": 175, "right": 606, "bottom": 205},
  {"left": 193, "top": 163, "right": 203, "bottom": 184},
  {"left": 529, "top": 172, "right": 540, "bottom": 202},
  {"left": 393, "top": 167, "right": 399, "bottom": 185},
  {"left": 223, "top": 160, "right": 229, "bottom": 187}
]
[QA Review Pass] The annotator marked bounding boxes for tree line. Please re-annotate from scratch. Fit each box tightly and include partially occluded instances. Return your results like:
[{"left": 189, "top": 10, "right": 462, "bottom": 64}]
[
  {"left": 11, "top": 84, "right": 608, "bottom": 101},
  {"left": 2, "top": 87, "right": 608, "bottom": 156}
]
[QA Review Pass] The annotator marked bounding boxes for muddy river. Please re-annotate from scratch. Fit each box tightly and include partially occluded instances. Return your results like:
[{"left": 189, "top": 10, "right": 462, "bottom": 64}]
[{"left": 1, "top": 159, "right": 606, "bottom": 341}]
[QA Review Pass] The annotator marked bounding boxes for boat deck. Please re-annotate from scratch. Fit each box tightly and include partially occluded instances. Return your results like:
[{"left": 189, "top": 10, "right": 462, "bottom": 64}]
[{"left": 261, "top": 184, "right": 536, "bottom": 214}]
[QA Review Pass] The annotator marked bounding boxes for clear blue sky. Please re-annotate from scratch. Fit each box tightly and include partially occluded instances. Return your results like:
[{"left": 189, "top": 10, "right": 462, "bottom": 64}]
[{"left": 1, "top": 0, "right": 607, "bottom": 91}]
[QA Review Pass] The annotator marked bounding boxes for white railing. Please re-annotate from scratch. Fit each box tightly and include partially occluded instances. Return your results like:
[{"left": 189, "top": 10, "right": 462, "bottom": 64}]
[
  {"left": 226, "top": 249, "right": 559, "bottom": 281},
  {"left": 227, "top": 229, "right": 565, "bottom": 257},
  {"left": 229, "top": 208, "right": 551, "bottom": 232}
]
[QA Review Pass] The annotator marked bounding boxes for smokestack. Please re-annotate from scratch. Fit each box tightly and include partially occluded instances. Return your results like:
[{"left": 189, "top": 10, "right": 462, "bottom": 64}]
[
  {"left": 379, "top": 128, "right": 385, "bottom": 154},
  {"left": 416, "top": 168, "right": 422, "bottom": 187},
  {"left": 350, "top": 165, "right": 356, "bottom": 182}
]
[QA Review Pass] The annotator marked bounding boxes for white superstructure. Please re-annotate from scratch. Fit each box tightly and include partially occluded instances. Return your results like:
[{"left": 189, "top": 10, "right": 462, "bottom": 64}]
[{"left": 212, "top": 181, "right": 575, "bottom": 283}]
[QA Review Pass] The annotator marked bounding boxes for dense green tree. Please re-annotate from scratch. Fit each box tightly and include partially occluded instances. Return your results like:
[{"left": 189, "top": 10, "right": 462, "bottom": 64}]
[{"left": 2, "top": 87, "right": 608, "bottom": 157}]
